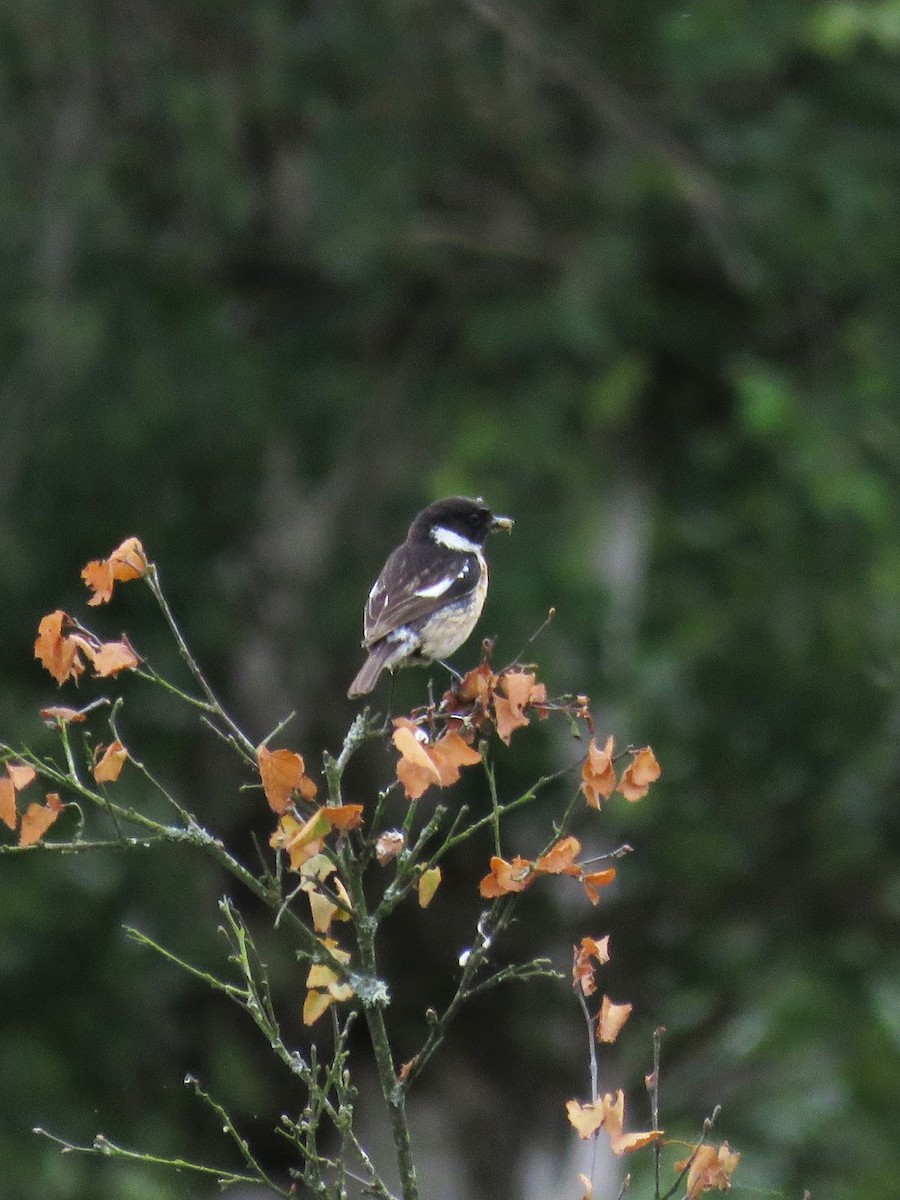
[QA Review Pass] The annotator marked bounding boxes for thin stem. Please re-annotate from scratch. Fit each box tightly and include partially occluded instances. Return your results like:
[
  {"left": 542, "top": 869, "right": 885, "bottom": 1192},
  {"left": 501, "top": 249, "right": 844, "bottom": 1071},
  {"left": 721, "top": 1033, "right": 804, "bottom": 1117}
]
[
  {"left": 482, "top": 748, "right": 502, "bottom": 856},
  {"left": 501, "top": 606, "right": 556, "bottom": 671},
  {"left": 57, "top": 720, "right": 80, "bottom": 784},
  {"left": 401, "top": 896, "right": 519, "bottom": 1090},
  {"left": 134, "top": 665, "right": 214, "bottom": 713},
  {"left": 0, "top": 836, "right": 167, "bottom": 855},
  {"left": 144, "top": 563, "right": 257, "bottom": 763},
  {"left": 185, "top": 1074, "right": 287, "bottom": 1196},
  {"left": 576, "top": 972, "right": 601, "bottom": 1186},
  {"left": 658, "top": 1106, "right": 721, "bottom": 1200},
  {"left": 339, "top": 837, "right": 417, "bottom": 1199},
  {"left": 33, "top": 1128, "right": 267, "bottom": 1190},
  {"left": 434, "top": 766, "right": 573, "bottom": 859},
  {"left": 650, "top": 1026, "right": 664, "bottom": 1199}
]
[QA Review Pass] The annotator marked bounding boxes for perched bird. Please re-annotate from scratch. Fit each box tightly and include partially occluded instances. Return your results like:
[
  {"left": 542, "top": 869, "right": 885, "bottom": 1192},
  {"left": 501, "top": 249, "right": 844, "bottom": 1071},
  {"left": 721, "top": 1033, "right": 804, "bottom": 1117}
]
[{"left": 348, "top": 496, "right": 513, "bottom": 698}]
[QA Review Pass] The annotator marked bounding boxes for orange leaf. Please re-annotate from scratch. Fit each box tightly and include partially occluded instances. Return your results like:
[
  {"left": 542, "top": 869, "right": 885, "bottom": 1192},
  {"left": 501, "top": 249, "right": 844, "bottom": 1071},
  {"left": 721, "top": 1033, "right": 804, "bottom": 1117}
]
[
  {"left": 418, "top": 865, "right": 442, "bottom": 908},
  {"left": 258, "top": 745, "right": 318, "bottom": 813},
  {"left": 19, "top": 792, "right": 64, "bottom": 847},
  {"left": 0, "top": 777, "right": 16, "bottom": 831},
  {"left": 566, "top": 1098, "right": 608, "bottom": 1139},
  {"left": 598, "top": 1090, "right": 662, "bottom": 1157},
  {"left": 270, "top": 809, "right": 331, "bottom": 871},
  {"left": 598, "top": 996, "right": 633, "bottom": 1043},
  {"left": 303, "top": 940, "right": 353, "bottom": 1024},
  {"left": 307, "top": 879, "right": 352, "bottom": 934},
  {"left": 534, "top": 835, "right": 581, "bottom": 876},
  {"left": 579, "top": 1174, "right": 594, "bottom": 1200},
  {"left": 303, "top": 989, "right": 335, "bottom": 1026},
  {"left": 457, "top": 664, "right": 498, "bottom": 706},
  {"left": 582, "top": 735, "right": 617, "bottom": 808},
  {"left": 428, "top": 731, "right": 481, "bottom": 786},
  {"left": 321, "top": 804, "right": 364, "bottom": 831},
  {"left": 81, "top": 560, "right": 115, "bottom": 607},
  {"left": 7, "top": 763, "right": 36, "bottom": 791},
  {"left": 85, "top": 638, "right": 140, "bottom": 678},
  {"left": 392, "top": 720, "right": 442, "bottom": 800},
  {"left": 582, "top": 867, "right": 617, "bottom": 905},
  {"left": 675, "top": 1142, "right": 740, "bottom": 1197},
  {"left": 40, "top": 706, "right": 88, "bottom": 726},
  {"left": 573, "top": 935, "right": 610, "bottom": 996},
  {"left": 93, "top": 740, "right": 128, "bottom": 783},
  {"left": 494, "top": 670, "right": 547, "bottom": 744},
  {"left": 618, "top": 746, "right": 661, "bottom": 802},
  {"left": 82, "top": 536, "right": 148, "bottom": 605},
  {"left": 308, "top": 890, "right": 338, "bottom": 934},
  {"left": 34, "top": 611, "right": 86, "bottom": 685},
  {"left": 610, "top": 1128, "right": 665, "bottom": 1155},
  {"left": 392, "top": 720, "right": 480, "bottom": 800},
  {"left": 479, "top": 854, "right": 535, "bottom": 898}
]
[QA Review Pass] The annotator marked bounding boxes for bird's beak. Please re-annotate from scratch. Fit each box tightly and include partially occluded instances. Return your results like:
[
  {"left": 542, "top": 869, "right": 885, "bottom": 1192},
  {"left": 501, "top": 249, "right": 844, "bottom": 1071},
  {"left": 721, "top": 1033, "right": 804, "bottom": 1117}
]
[{"left": 491, "top": 514, "right": 514, "bottom": 533}]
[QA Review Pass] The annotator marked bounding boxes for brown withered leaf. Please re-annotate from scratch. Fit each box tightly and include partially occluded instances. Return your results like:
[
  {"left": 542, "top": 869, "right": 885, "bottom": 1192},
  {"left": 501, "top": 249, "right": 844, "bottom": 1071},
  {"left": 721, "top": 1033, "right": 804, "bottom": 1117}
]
[
  {"left": 303, "top": 941, "right": 353, "bottom": 1026},
  {"left": 302, "top": 989, "right": 335, "bottom": 1027},
  {"left": 6, "top": 764, "right": 36, "bottom": 791},
  {"left": 392, "top": 719, "right": 480, "bottom": 801},
  {"left": 320, "top": 804, "right": 364, "bottom": 831},
  {"left": 19, "top": 792, "right": 64, "bottom": 847},
  {"left": 573, "top": 935, "right": 610, "bottom": 996},
  {"left": 392, "top": 720, "right": 442, "bottom": 801},
  {"left": 93, "top": 740, "right": 128, "bottom": 783},
  {"left": 82, "top": 537, "right": 149, "bottom": 606},
  {"left": 0, "top": 777, "right": 17, "bottom": 831},
  {"left": 479, "top": 854, "right": 535, "bottom": 898},
  {"left": 601, "top": 1089, "right": 662, "bottom": 1156},
  {"left": 582, "top": 867, "right": 617, "bottom": 905},
  {"left": 375, "top": 830, "right": 405, "bottom": 865},
  {"left": 456, "top": 663, "right": 498, "bottom": 706},
  {"left": 427, "top": 731, "right": 481, "bottom": 785},
  {"left": 85, "top": 637, "right": 140, "bottom": 678},
  {"left": 675, "top": 1142, "right": 740, "bottom": 1197},
  {"left": 308, "top": 877, "right": 352, "bottom": 935},
  {"left": 1, "top": 763, "right": 38, "bottom": 834},
  {"left": 534, "top": 835, "right": 581, "bottom": 876},
  {"left": 34, "top": 611, "right": 86, "bottom": 686},
  {"left": 493, "top": 670, "right": 548, "bottom": 744},
  {"left": 566, "top": 1098, "right": 607, "bottom": 1140},
  {"left": 597, "top": 995, "right": 633, "bottom": 1044},
  {"left": 270, "top": 810, "right": 331, "bottom": 871},
  {"left": 40, "top": 706, "right": 89, "bottom": 726},
  {"left": 618, "top": 746, "right": 661, "bottom": 802},
  {"left": 582, "top": 735, "right": 617, "bottom": 809},
  {"left": 258, "top": 745, "right": 318, "bottom": 814},
  {"left": 570, "top": 1090, "right": 661, "bottom": 1156}
]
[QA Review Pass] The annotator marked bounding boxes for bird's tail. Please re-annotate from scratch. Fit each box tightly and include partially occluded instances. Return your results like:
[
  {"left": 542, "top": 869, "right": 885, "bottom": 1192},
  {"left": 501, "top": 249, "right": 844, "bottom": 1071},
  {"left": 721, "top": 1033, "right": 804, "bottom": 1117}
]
[{"left": 348, "top": 640, "right": 398, "bottom": 699}]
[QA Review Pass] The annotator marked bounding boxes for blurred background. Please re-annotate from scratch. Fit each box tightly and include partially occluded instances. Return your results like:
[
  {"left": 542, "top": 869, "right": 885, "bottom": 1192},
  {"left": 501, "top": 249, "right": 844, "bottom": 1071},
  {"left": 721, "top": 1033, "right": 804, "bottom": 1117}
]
[{"left": 2, "top": 2, "right": 900, "bottom": 1198}]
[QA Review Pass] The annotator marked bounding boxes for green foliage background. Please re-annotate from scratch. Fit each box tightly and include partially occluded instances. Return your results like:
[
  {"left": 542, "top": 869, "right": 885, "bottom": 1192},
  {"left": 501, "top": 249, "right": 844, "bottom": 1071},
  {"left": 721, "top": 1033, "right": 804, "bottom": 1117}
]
[{"left": 2, "top": 2, "right": 900, "bottom": 1198}]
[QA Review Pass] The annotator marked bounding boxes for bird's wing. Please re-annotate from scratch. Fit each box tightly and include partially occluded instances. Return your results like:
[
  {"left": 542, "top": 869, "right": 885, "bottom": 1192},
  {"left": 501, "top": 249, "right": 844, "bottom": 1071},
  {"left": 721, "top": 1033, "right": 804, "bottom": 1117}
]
[{"left": 363, "top": 543, "right": 481, "bottom": 646}]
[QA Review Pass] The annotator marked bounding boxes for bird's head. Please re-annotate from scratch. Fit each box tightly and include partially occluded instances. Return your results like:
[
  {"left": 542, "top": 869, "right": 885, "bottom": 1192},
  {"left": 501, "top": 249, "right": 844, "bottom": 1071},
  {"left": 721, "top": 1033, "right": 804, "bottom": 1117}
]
[{"left": 412, "top": 497, "right": 514, "bottom": 552}]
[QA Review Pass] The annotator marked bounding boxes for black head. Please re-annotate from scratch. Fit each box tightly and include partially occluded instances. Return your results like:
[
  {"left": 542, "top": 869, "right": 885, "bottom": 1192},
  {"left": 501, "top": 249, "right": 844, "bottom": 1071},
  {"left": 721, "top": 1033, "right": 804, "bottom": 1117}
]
[{"left": 409, "top": 496, "right": 513, "bottom": 549}]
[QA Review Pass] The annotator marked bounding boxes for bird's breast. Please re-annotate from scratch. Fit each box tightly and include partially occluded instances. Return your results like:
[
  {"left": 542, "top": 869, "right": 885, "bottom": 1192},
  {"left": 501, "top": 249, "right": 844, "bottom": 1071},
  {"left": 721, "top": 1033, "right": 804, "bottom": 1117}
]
[{"left": 417, "top": 558, "right": 488, "bottom": 661}]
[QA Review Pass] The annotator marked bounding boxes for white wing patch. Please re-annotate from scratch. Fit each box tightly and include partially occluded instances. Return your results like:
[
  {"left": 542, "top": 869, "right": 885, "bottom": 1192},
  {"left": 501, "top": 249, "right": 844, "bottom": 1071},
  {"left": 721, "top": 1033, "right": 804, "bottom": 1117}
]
[{"left": 414, "top": 576, "right": 454, "bottom": 598}]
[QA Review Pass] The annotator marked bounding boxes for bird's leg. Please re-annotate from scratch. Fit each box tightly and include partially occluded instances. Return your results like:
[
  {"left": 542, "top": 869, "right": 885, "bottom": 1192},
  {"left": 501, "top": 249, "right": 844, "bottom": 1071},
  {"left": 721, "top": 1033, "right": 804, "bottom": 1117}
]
[
  {"left": 379, "top": 670, "right": 396, "bottom": 730},
  {"left": 436, "top": 659, "right": 463, "bottom": 682}
]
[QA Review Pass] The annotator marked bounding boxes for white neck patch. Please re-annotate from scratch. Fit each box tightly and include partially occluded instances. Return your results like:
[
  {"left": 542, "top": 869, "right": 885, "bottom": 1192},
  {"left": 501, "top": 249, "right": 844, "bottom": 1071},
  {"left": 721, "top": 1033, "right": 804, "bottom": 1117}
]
[{"left": 431, "top": 525, "right": 480, "bottom": 554}]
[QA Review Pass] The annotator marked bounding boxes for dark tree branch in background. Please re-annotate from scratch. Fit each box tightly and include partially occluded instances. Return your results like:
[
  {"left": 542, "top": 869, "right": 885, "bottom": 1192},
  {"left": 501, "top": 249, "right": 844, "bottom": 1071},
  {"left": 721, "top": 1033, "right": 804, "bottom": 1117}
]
[{"left": 460, "top": 0, "right": 759, "bottom": 289}]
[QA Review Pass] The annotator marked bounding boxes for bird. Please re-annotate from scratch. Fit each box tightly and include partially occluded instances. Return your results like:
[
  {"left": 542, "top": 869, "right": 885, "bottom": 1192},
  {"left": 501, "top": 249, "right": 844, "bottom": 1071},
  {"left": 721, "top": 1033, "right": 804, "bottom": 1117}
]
[{"left": 348, "top": 496, "right": 513, "bottom": 698}]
